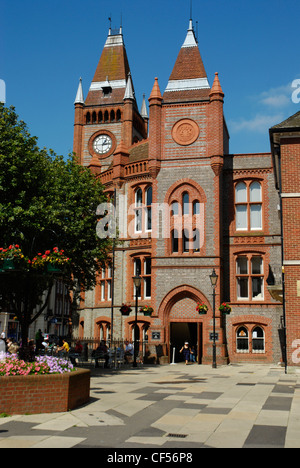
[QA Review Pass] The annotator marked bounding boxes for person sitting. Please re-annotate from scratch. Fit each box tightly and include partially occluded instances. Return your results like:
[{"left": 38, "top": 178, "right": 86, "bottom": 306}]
[
  {"left": 124, "top": 340, "right": 134, "bottom": 363},
  {"left": 56, "top": 339, "right": 70, "bottom": 356},
  {"left": 6, "top": 338, "right": 19, "bottom": 355}
]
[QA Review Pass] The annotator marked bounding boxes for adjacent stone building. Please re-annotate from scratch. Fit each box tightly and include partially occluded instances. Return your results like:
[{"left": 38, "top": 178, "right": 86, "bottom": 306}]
[{"left": 73, "top": 21, "right": 284, "bottom": 365}]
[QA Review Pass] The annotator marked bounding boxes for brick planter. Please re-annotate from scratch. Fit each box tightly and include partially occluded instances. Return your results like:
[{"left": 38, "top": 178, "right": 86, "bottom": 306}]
[{"left": 0, "top": 368, "right": 90, "bottom": 415}]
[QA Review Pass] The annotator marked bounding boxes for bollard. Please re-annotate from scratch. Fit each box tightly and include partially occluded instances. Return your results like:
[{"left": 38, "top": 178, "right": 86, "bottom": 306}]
[{"left": 170, "top": 347, "right": 176, "bottom": 365}]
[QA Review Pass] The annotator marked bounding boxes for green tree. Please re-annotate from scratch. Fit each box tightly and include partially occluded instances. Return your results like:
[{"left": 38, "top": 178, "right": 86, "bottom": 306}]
[{"left": 0, "top": 105, "right": 112, "bottom": 358}]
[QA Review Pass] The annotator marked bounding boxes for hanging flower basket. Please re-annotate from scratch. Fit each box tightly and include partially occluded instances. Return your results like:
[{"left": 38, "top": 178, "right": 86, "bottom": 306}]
[
  {"left": 219, "top": 302, "right": 231, "bottom": 314},
  {"left": 0, "top": 245, "right": 28, "bottom": 271},
  {"left": 120, "top": 304, "right": 132, "bottom": 316},
  {"left": 30, "top": 247, "right": 70, "bottom": 273},
  {"left": 196, "top": 303, "right": 208, "bottom": 315},
  {"left": 0, "top": 245, "right": 70, "bottom": 275},
  {"left": 140, "top": 306, "right": 154, "bottom": 316}
]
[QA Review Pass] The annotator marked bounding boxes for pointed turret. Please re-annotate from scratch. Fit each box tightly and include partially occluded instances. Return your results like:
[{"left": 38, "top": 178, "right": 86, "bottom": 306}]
[
  {"left": 123, "top": 72, "right": 135, "bottom": 100},
  {"left": 210, "top": 72, "right": 224, "bottom": 99},
  {"left": 140, "top": 94, "right": 148, "bottom": 119},
  {"left": 74, "top": 77, "right": 84, "bottom": 104},
  {"left": 73, "top": 77, "right": 84, "bottom": 162},
  {"left": 140, "top": 94, "right": 149, "bottom": 135},
  {"left": 148, "top": 78, "right": 163, "bottom": 178},
  {"left": 163, "top": 19, "right": 210, "bottom": 103}
]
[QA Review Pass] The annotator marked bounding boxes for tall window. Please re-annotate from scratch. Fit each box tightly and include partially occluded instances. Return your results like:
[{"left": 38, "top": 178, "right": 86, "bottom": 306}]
[
  {"left": 146, "top": 187, "right": 152, "bottom": 231},
  {"left": 99, "top": 264, "right": 112, "bottom": 302},
  {"left": 133, "top": 256, "right": 151, "bottom": 300},
  {"left": 134, "top": 186, "right": 152, "bottom": 234},
  {"left": 236, "top": 326, "right": 249, "bottom": 353},
  {"left": 252, "top": 326, "right": 265, "bottom": 353},
  {"left": 235, "top": 181, "right": 262, "bottom": 231},
  {"left": 170, "top": 190, "right": 203, "bottom": 254},
  {"left": 135, "top": 188, "right": 143, "bottom": 232},
  {"left": 236, "top": 255, "right": 264, "bottom": 301}
]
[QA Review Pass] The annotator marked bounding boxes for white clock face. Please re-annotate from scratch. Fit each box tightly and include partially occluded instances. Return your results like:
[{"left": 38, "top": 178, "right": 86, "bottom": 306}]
[{"left": 93, "top": 135, "right": 113, "bottom": 154}]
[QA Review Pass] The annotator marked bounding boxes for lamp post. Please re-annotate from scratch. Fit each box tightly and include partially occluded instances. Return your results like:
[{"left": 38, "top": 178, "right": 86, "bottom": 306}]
[
  {"left": 209, "top": 268, "right": 218, "bottom": 369},
  {"left": 133, "top": 274, "right": 141, "bottom": 368}
]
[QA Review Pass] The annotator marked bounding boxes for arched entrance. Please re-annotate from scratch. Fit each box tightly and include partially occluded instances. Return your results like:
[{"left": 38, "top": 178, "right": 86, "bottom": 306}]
[{"left": 158, "top": 285, "right": 210, "bottom": 364}]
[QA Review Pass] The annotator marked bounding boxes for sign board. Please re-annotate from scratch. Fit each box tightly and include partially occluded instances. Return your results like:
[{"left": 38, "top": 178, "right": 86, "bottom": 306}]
[
  {"left": 152, "top": 331, "right": 161, "bottom": 340},
  {"left": 209, "top": 332, "right": 219, "bottom": 341}
]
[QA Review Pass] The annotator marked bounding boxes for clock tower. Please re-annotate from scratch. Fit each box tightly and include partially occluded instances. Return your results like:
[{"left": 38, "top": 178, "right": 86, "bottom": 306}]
[{"left": 73, "top": 26, "right": 147, "bottom": 173}]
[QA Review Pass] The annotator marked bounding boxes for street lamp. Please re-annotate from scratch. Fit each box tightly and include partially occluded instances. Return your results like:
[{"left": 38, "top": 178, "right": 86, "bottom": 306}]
[
  {"left": 209, "top": 269, "right": 218, "bottom": 369},
  {"left": 133, "top": 274, "right": 142, "bottom": 368}
]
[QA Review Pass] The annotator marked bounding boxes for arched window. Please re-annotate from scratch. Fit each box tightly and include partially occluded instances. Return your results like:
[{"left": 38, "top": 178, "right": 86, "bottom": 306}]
[
  {"left": 235, "top": 180, "right": 262, "bottom": 231},
  {"left": 98, "top": 111, "right": 103, "bottom": 123},
  {"left": 252, "top": 326, "right": 265, "bottom": 353},
  {"left": 116, "top": 109, "right": 121, "bottom": 121},
  {"left": 86, "top": 112, "right": 91, "bottom": 124},
  {"left": 250, "top": 182, "right": 262, "bottom": 230},
  {"left": 169, "top": 187, "right": 203, "bottom": 255},
  {"left": 133, "top": 186, "right": 152, "bottom": 234},
  {"left": 236, "top": 326, "right": 249, "bottom": 353},
  {"left": 145, "top": 187, "right": 152, "bottom": 231},
  {"left": 235, "top": 182, "right": 247, "bottom": 230},
  {"left": 104, "top": 110, "right": 109, "bottom": 122},
  {"left": 135, "top": 188, "right": 143, "bottom": 232},
  {"left": 110, "top": 110, "right": 115, "bottom": 122},
  {"left": 92, "top": 111, "right": 97, "bottom": 124}
]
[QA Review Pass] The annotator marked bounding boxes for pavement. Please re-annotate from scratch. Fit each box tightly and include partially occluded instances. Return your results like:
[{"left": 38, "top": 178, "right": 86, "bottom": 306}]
[{"left": 0, "top": 362, "right": 300, "bottom": 449}]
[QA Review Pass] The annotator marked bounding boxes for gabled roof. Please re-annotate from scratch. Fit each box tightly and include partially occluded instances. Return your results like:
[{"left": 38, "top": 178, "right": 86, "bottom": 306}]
[
  {"left": 270, "top": 110, "right": 300, "bottom": 131},
  {"left": 163, "top": 20, "right": 210, "bottom": 103}
]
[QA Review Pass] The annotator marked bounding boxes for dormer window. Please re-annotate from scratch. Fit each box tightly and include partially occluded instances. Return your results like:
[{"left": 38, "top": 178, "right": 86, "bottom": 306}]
[{"left": 102, "top": 77, "right": 112, "bottom": 96}]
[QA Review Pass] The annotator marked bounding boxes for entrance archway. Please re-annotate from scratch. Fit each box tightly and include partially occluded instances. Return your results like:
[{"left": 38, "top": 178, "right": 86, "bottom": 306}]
[{"left": 158, "top": 285, "right": 211, "bottom": 364}]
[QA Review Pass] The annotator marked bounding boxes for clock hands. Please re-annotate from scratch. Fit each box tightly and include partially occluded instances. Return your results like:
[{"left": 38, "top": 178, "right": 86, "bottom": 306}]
[{"left": 102, "top": 138, "right": 109, "bottom": 149}]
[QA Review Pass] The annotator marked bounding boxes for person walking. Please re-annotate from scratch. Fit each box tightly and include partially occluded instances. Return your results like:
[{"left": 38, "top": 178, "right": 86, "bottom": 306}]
[{"left": 180, "top": 341, "right": 191, "bottom": 365}]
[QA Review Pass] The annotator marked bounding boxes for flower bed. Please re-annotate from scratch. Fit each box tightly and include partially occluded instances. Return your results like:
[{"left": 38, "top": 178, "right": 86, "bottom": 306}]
[
  {"left": 0, "top": 354, "right": 74, "bottom": 376},
  {"left": 0, "top": 354, "right": 90, "bottom": 415}
]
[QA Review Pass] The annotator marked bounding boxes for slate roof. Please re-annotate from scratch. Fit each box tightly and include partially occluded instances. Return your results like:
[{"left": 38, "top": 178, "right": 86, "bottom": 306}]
[{"left": 271, "top": 110, "right": 300, "bottom": 131}]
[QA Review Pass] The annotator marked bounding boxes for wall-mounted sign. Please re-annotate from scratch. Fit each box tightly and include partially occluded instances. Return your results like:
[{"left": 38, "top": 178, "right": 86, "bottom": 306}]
[
  {"left": 209, "top": 332, "right": 219, "bottom": 341},
  {"left": 152, "top": 331, "right": 161, "bottom": 340}
]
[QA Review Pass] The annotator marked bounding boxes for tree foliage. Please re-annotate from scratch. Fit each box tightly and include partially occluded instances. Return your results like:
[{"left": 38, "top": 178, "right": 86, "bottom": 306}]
[{"left": 0, "top": 105, "right": 112, "bottom": 351}]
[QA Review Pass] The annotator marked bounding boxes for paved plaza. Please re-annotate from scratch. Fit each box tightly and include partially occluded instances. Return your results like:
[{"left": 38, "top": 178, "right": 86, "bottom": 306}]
[{"left": 0, "top": 362, "right": 300, "bottom": 449}]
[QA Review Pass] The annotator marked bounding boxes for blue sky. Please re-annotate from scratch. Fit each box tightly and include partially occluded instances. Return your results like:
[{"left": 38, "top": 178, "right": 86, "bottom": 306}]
[{"left": 2, "top": 0, "right": 300, "bottom": 157}]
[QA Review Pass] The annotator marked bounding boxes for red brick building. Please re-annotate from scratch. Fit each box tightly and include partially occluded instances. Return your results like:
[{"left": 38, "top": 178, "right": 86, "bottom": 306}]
[
  {"left": 270, "top": 112, "right": 300, "bottom": 368},
  {"left": 73, "top": 21, "right": 285, "bottom": 365}
]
